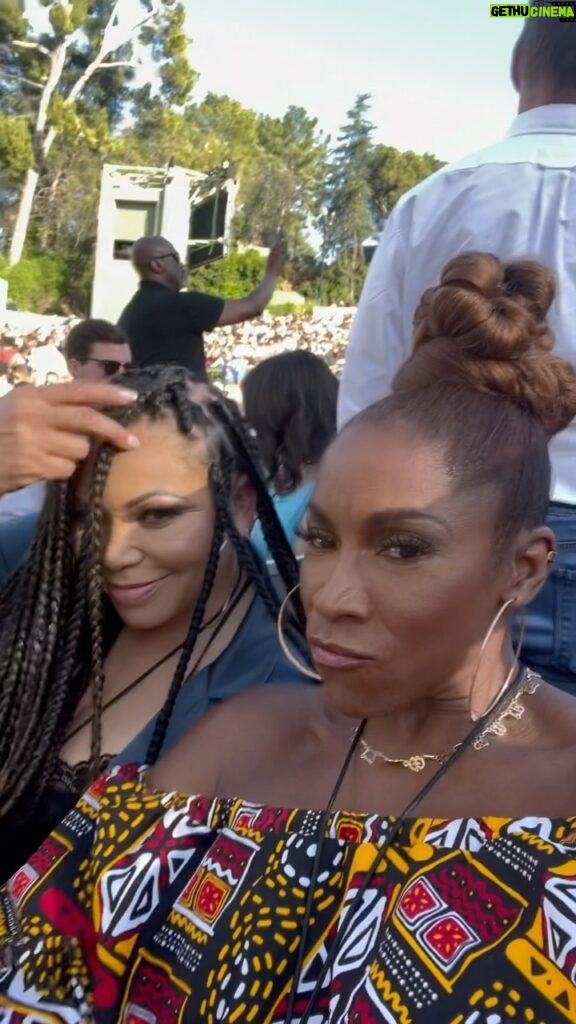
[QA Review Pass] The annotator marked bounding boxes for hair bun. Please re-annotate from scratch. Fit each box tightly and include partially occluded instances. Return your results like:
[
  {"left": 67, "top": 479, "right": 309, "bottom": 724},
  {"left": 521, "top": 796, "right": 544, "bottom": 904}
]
[
  {"left": 413, "top": 252, "right": 555, "bottom": 361},
  {"left": 501, "top": 261, "right": 555, "bottom": 322},
  {"left": 399, "top": 252, "right": 576, "bottom": 437}
]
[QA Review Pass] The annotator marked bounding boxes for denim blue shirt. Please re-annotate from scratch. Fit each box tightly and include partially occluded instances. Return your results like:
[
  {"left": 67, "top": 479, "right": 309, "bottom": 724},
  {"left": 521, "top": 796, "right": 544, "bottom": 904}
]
[
  {"left": 0, "top": 515, "right": 311, "bottom": 765},
  {"left": 116, "top": 592, "right": 310, "bottom": 765},
  {"left": 0, "top": 513, "right": 38, "bottom": 580}
]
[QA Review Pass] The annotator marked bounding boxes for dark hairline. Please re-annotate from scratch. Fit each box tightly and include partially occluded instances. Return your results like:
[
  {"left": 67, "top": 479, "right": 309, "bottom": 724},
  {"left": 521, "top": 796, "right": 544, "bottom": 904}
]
[{"left": 65, "top": 319, "right": 130, "bottom": 362}]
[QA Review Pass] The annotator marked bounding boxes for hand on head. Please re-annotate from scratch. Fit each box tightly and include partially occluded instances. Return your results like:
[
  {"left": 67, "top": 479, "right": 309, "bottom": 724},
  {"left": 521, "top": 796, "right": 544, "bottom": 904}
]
[{"left": 0, "top": 380, "right": 139, "bottom": 495}]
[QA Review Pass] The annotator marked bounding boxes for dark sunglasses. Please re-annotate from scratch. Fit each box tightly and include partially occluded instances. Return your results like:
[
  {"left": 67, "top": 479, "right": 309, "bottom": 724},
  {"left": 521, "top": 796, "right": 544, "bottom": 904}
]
[
  {"left": 155, "top": 252, "right": 180, "bottom": 265},
  {"left": 85, "top": 358, "right": 133, "bottom": 377}
]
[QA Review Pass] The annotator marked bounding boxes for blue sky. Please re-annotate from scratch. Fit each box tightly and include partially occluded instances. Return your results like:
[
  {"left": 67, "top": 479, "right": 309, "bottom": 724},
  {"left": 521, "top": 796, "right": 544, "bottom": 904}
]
[
  {"left": 27, "top": 0, "right": 524, "bottom": 162},
  {"left": 185, "top": 0, "right": 523, "bottom": 160}
]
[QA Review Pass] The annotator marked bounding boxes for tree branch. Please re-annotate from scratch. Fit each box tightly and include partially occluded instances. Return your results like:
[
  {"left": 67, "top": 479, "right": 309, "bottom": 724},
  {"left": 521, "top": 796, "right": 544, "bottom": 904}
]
[
  {"left": 98, "top": 60, "right": 140, "bottom": 70},
  {"left": 9, "top": 0, "right": 165, "bottom": 265},
  {"left": 63, "top": 1, "right": 160, "bottom": 109},
  {"left": 13, "top": 40, "right": 51, "bottom": 58},
  {"left": 36, "top": 39, "right": 68, "bottom": 144},
  {"left": 99, "top": 0, "right": 160, "bottom": 57},
  {"left": 17, "top": 77, "right": 45, "bottom": 92},
  {"left": 4, "top": 71, "right": 45, "bottom": 91}
]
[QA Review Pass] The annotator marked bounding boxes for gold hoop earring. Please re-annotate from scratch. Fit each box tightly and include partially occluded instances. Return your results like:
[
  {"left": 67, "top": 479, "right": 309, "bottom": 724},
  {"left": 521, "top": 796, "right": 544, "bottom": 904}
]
[
  {"left": 469, "top": 599, "right": 525, "bottom": 722},
  {"left": 276, "top": 584, "right": 321, "bottom": 681}
]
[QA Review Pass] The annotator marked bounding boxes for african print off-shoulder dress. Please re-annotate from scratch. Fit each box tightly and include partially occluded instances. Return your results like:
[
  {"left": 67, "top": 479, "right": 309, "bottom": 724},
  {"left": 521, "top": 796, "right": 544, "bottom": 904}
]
[{"left": 1, "top": 763, "right": 576, "bottom": 1023}]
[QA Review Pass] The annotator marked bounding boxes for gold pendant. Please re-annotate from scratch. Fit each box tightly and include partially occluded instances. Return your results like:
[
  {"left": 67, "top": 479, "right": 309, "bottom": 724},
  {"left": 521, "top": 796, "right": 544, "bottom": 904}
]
[
  {"left": 359, "top": 744, "right": 378, "bottom": 766},
  {"left": 354, "top": 671, "right": 542, "bottom": 769},
  {"left": 358, "top": 739, "right": 442, "bottom": 772},
  {"left": 472, "top": 672, "right": 541, "bottom": 751}
]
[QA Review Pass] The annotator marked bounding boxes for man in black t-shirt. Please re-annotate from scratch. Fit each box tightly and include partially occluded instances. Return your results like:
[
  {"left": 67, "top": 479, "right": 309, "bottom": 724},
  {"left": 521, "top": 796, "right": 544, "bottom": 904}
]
[{"left": 118, "top": 235, "right": 285, "bottom": 379}]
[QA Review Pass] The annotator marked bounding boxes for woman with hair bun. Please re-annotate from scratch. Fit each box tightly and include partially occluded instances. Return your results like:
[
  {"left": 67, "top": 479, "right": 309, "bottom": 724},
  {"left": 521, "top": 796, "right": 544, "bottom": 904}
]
[{"left": 4, "top": 254, "right": 576, "bottom": 1023}]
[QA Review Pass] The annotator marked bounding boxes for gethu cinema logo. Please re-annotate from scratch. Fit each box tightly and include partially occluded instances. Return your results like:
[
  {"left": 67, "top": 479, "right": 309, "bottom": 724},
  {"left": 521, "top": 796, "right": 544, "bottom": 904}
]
[{"left": 490, "top": 3, "right": 576, "bottom": 15}]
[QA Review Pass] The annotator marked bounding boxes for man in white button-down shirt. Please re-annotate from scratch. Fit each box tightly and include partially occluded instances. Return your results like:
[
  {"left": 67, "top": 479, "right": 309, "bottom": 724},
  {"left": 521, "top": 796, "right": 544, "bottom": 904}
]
[{"left": 339, "top": 14, "right": 576, "bottom": 692}]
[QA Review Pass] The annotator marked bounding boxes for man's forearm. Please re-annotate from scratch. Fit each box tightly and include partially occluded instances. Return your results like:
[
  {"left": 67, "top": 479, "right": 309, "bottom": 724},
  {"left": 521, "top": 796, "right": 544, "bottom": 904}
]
[
  {"left": 246, "top": 271, "right": 278, "bottom": 315},
  {"left": 217, "top": 257, "right": 283, "bottom": 327}
]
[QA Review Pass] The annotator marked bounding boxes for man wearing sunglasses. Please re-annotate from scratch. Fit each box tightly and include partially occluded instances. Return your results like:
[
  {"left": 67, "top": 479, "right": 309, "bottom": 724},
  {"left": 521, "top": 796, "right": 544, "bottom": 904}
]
[
  {"left": 65, "top": 319, "right": 132, "bottom": 382},
  {"left": 118, "top": 235, "right": 285, "bottom": 380},
  {"left": 0, "top": 319, "right": 133, "bottom": 522}
]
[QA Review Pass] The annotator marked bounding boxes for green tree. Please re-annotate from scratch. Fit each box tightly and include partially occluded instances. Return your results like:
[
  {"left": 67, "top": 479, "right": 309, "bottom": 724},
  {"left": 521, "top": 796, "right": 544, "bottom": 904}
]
[
  {"left": 0, "top": 1, "right": 34, "bottom": 119},
  {"left": 367, "top": 145, "right": 445, "bottom": 223},
  {"left": 0, "top": 114, "right": 33, "bottom": 181},
  {"left": 190, "top": 92, "right": 260, "bottom": 164},
  {"left": 2, "top": 0, "right": 196, "bottom": 266},
  {"left": 121, "top": 93, "right": 328, "bottom": 279},
  {"left": 0, "top": 252, "right": 67, "bottom": 313},
  {"left": 319, "top": 93, "right": 375, "bottom": 304},
  {"left": 316, "top": 253, "right": 368, "bottom": 306},
  {"left": 189, "top": 248, "right": 267, "bottom": 299},
  {"left": 120, "top": 92, "right": 255, "bottom": 176},
  {"left": 235, "top": 106, "right": 328, "bottom": 252},
  {"left": 125, "top": 96, "right": 328, "bottom": 259}
]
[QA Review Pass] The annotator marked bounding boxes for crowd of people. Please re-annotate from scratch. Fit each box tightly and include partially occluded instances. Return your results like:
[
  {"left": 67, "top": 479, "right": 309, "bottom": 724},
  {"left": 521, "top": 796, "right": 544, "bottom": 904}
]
[
  {"left": 207, "top": 308, "right": 352, "bottom": 383},
  {"left": 0, "top": 307, "right": 352, "bottom": 395},
  {"left": 0, "top": 13, "right": 576, "bottom": 1024},
  {"left": 0, "top": 324, "right": 68, "bottom": 390}
]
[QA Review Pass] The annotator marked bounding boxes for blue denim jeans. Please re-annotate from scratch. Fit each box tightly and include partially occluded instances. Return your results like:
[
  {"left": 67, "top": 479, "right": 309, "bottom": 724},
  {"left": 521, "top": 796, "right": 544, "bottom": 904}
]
[{"left": 521, "top": 502, "right": 576, "bottom": 695}]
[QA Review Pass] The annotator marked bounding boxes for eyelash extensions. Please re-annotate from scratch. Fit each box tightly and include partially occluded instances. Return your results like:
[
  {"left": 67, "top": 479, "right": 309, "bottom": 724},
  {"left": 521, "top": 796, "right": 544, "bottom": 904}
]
[
  {"left": 296, "top": 524, "right": 435, "bottom": 560},
  {"left": 138, "top": 507, "right": 183, "bottom": 526}
]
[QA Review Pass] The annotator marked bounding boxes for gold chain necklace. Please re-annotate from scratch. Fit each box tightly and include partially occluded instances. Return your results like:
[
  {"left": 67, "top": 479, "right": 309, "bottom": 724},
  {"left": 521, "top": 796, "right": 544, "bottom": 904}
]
[
  {"left": 471, "top": 667, "right": 540, "bottom": 750},
  {"left": 356, "top": 743, "right": 461, "bottom": 772},
  {"left": 353, "top": 669, "right": 542, "bottom": 773}
]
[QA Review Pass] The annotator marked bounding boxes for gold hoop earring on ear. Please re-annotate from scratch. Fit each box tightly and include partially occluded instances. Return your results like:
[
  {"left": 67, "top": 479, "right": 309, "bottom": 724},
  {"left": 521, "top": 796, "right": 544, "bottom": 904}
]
[
  {"left": 469, "top": 599, "right": 525, "bottom": 722},
  {"left": 277, "top": 584, "right": 321, "bottom": 681}
]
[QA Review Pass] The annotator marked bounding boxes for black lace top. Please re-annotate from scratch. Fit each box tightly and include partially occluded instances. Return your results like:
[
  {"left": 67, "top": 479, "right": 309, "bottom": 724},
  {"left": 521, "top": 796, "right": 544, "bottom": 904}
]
[{"left": 0, "top": 755, "right": 112, "bottom": 883}]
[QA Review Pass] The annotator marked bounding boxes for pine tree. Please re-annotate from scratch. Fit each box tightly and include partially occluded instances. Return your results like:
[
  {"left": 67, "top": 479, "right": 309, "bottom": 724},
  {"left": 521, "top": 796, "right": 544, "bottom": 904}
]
[{"left": 319, "top": 93, "right": 375, "bottom": 304}]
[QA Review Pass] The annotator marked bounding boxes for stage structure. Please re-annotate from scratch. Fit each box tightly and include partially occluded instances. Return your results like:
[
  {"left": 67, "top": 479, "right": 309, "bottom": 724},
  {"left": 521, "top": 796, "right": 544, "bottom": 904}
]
[{"left": 91, "top": 163, "right": 238, "bottom": 321}]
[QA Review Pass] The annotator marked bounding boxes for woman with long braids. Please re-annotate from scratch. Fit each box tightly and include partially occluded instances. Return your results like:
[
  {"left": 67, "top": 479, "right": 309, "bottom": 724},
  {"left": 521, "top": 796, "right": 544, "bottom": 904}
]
[
  {"left": 0, "top": 366, "right": 309, "bottom": 881},
  {"left": 5, "top": 254, "right": 576, "bottom": 1022}
]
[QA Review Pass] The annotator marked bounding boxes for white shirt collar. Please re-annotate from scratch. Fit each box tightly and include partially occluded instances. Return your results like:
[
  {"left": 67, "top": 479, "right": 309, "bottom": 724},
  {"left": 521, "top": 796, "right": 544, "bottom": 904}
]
[{"left": 506, "top": 103, "right": 576, "bottom": 138}]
